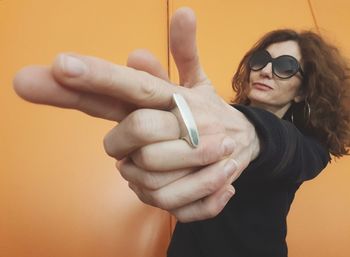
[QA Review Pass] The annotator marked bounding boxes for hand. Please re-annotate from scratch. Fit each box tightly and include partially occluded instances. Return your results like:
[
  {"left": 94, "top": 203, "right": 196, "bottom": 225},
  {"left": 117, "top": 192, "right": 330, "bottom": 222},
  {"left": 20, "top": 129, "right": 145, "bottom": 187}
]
[
  {"left": 102, "top": 8, "right": 260, "bottom": 221},
  {"left": 13, "top": 7, "right": 260, "bottom": 222}
]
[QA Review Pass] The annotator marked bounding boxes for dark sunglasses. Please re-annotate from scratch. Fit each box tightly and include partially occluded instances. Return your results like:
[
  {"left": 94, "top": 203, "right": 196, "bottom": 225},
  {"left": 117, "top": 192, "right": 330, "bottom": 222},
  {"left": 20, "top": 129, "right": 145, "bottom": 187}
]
[{"left": 249, "top": 49, "right": 304, "bottom": 79}]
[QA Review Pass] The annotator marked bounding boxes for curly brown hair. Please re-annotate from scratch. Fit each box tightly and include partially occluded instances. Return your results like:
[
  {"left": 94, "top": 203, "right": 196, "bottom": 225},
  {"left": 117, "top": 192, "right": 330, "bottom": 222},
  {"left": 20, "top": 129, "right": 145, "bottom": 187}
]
[{"left": 232, "top": 29, "right": 350, "bottom": 158}]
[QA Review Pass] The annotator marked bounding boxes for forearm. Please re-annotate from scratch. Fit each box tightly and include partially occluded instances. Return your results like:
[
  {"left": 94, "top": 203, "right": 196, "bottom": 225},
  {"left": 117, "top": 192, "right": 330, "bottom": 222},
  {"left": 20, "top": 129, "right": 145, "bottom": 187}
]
[{"left": 232, "top": 104, "right": 330, "bottom": 182}]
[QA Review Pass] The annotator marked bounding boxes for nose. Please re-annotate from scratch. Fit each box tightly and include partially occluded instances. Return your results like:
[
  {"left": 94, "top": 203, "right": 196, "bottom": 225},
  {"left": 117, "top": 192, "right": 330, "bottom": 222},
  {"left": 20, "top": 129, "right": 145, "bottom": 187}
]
[{"left": 259, "top": 62, "right": 273, "bottom": 78}]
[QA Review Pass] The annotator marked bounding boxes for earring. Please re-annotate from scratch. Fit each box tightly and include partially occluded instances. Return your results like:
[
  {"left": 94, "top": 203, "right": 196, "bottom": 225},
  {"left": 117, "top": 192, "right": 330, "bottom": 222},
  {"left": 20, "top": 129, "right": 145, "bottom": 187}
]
[
  {"left": 304, "top": 99, "right": 311, "bottom": 124},
  {"left": 291, "top": 100, "right": 311, "bottom": 125}
]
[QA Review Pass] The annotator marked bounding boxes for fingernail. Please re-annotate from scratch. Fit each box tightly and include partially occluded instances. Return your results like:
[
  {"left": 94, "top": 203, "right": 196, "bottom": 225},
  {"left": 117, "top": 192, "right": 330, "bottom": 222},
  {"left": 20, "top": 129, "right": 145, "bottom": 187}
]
[
  {"left": 221, "top": 188, "right": 235, "bottom": 205},
  {"left": 222, "top": 137, "right": 235, "bottom": 156},
  {"left": 60, "top": 54, "right": 87, "bottom": 77},
  {"left": 224, "top": 159, "right": 238, "bottom": 179}
]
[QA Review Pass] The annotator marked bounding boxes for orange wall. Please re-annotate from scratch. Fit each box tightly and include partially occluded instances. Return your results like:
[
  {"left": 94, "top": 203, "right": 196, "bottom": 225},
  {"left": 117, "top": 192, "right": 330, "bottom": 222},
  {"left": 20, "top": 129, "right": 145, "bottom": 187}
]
[
  {"left": 0, "top": 1, "right": 171, "bottom": 257},
  {"left": 1, "top": 1, "right": 349, "bottom": 257}
]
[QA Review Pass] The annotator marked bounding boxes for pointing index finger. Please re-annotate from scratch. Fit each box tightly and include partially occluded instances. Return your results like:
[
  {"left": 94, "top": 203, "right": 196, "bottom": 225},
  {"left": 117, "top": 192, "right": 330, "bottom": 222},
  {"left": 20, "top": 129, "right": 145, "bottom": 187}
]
[{"left": 52, "top": 53, "right": 184, "bottom": 110}]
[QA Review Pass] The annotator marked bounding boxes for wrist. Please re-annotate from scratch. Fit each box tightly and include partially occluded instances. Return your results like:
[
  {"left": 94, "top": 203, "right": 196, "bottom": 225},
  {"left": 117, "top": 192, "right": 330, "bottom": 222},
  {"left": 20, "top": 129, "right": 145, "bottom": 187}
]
[{"left": 223, "top": 104, "right": 261, "bottom": 163}]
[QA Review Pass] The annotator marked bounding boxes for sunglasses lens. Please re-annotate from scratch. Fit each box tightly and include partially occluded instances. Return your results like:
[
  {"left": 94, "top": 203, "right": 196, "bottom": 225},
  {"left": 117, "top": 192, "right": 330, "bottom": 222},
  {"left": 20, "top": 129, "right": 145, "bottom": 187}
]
[
  {"left": 249, "top": 50, "right": 302, "bottom": 79},
  {"left": 274, "top": 56, "right": 299, "bottom": 78},
  {"left": 249, "top": 51, "right": 270, "bottom": 71}
]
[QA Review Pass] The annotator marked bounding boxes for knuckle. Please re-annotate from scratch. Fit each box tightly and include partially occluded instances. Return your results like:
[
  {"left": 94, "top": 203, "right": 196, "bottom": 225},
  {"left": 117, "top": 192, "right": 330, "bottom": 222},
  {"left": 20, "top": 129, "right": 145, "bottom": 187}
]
[
  {"left": 128, "top": 111, "right": 147, "bottom": 135},
  {"left": 137, "top": 194, "right": 151, "bottom": 206},
  {"left": 127, "top": 110, "right": 154, "bottom": 143},
  {"left": 197, "top": 146, "right": 216, "bottom": 166},
  {"left": 150, "top": 193, "right": 163, "bottom": 209},
  {"left": 128, "top": 182, "right": 142, "bottom": 198},
  {"left": 202, "top": 177, "right": 223, "bottom": 194},
  {"left": 103, "top": 131, "right": 115, "bottom": 157},
  {"left": 119, "top": 161, "right": 159, "bottom": 190},
  {"left": 129, "top": 183, "right": 151, "bottom": 205},
  {"left": 172, "top": 210, "right": 197, "bottom": 223},
  {"left": 133, "top": 147, "right": 154, "bottom": 170},
  {"left": 118, "top": 164, "right": 130, "bottom": 181},
  {"left": 174, "top": 214, "right": 188, "bottom": 223},
  {"left": 99, "top": 64, "right": 119, "bottom": 91},
  {"left": 143, "top": 172, "right": 161, "bottom": 190},
  {"left": 197, "top": 135, "right": 228, "bottom": 165},
  {"left": 203, "top": 204, "right": 221, "bottom": 219},
  {"left": 138, "top": 71, "right": 160, "bottom": 101},
  {"left": 200, "top": 190, "right": 233, "bottom": 220},
  {"left": 150, "top": 191, "right": 171, "bottom": 210}
]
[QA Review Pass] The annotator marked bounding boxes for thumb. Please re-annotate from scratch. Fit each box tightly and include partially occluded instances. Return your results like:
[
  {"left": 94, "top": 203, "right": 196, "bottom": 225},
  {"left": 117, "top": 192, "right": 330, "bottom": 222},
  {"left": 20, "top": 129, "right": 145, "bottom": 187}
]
[{"left": 170, "top": 7, "right": 209, "bottom": 88}]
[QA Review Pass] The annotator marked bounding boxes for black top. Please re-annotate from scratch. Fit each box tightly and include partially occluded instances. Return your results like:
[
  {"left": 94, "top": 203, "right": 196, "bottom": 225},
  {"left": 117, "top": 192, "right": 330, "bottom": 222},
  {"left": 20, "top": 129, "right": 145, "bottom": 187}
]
[{"left": 167, "top": 105, "right": 330, "bottom": 257}]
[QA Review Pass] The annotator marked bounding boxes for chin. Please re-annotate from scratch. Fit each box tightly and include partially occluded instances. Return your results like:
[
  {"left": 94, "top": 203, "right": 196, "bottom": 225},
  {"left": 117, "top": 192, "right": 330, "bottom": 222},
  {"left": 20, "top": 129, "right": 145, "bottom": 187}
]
[{"left": 247, "top": 90, "right": 271, "bottom": 106}]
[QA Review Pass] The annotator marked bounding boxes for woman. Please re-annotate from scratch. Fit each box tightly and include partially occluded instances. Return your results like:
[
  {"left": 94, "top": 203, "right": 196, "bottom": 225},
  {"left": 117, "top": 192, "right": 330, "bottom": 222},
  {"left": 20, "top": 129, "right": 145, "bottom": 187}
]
[
  {"left": 165, "top": 30, "right": 350, "bottom": 257},
  {"left": 114, "top": 32, "right": 349, "bottom": 257},
  {"left": 13, "top": 7, "right": 349, "bottom": 257}
]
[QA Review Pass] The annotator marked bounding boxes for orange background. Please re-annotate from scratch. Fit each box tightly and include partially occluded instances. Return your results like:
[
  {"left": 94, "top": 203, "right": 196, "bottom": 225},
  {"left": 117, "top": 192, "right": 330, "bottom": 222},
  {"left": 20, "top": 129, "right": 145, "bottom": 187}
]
[{"left": 1, "top": 1, "right": 349, "bottom": 257}]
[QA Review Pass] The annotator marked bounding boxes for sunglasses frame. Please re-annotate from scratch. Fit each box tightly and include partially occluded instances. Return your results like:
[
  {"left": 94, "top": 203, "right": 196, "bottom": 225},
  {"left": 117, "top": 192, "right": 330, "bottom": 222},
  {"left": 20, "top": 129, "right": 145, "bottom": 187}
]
[{"left": 249, "top": 49, "right": 304, "bottom": 79}]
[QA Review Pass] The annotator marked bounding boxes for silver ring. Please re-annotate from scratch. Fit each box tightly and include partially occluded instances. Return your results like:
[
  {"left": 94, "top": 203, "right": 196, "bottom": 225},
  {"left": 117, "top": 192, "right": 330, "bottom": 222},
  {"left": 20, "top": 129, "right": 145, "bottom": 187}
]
[{"left": 172, "top": 93, "right": 200, "bottom": 148}]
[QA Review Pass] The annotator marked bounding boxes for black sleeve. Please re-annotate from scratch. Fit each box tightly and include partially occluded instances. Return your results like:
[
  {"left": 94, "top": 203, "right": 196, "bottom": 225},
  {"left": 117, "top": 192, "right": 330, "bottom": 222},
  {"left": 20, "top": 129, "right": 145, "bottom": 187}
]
[{"left": 233, "top": 105, "right": 331, "bottom": 184}]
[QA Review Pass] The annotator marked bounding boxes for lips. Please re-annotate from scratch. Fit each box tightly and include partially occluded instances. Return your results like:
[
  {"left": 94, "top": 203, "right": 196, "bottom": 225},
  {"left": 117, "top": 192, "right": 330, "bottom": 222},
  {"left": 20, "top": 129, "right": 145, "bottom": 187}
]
[{"left": 252, "top": 82, "right": 273, "bottom": 91}]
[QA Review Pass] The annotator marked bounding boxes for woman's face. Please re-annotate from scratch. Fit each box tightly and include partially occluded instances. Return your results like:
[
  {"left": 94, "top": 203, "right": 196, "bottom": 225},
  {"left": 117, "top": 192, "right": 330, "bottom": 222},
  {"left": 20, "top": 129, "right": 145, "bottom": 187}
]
[{"left": 248, "top": 40, "right": 304, "bottom": 117}]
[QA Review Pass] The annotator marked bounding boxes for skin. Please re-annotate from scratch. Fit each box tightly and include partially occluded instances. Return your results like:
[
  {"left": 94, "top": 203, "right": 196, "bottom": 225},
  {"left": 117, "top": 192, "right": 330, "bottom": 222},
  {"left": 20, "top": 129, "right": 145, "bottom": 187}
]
[{"left": 12, "top": 7, "right": 301, "bottom": 222}]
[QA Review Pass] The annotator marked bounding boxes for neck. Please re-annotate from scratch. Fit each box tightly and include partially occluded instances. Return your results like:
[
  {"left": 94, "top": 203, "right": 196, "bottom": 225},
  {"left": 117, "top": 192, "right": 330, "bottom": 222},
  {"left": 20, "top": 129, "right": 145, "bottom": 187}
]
[{"left": 249, "top": 101, "right": 291, "bottom": 118}]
